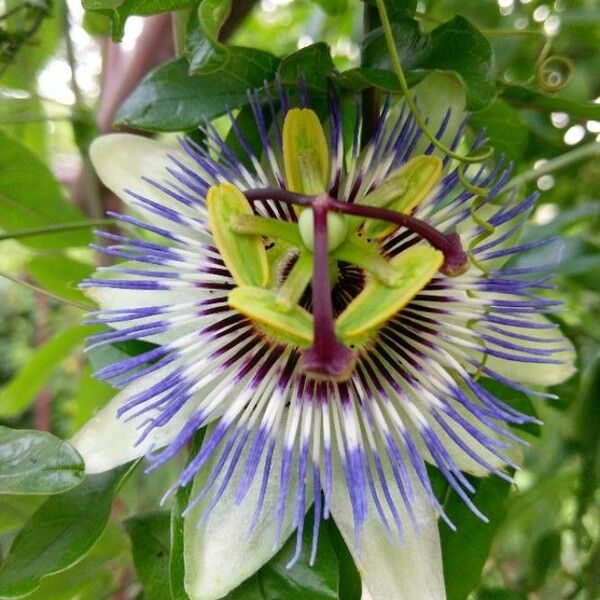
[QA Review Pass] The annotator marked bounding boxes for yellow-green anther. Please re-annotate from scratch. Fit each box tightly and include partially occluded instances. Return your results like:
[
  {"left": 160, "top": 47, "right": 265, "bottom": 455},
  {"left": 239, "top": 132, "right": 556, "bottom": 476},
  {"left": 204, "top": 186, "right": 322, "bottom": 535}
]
[
  {"left": 333, "top": 236, "right": 401, "bottom": 287},
  {"left": 229, "top": 214, "right": 303, "bottom": 247},
  {"left": 206, "top": 183, "right": 269, "bottom": 287},
  {"left": 335, "top": 244, "right": 443, "bottom": 345},
  {"left": 298, "top": 208, "right": 347, "bottom": 252},
  {"left": 282, "top": 108, "right": 330, "bottom": 195},
  {"left": 229, "top": 286, "right": 313, "bottom": 347},
  {"left": 362, "top": 155, "right": 442, "bottom": 239},
  {"left": 276, "top": 251, "right": 313, "bottom": 312}
]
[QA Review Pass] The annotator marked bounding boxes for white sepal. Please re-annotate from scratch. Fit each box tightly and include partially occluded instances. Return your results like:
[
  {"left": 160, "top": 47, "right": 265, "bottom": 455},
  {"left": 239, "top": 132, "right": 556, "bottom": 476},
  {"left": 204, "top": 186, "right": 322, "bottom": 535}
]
[
  {"left": 184, "top": 418, "right": 311, "bottom": 600},
  {"left": 328, "top": 453, "right": 446, "bottom": 600}
]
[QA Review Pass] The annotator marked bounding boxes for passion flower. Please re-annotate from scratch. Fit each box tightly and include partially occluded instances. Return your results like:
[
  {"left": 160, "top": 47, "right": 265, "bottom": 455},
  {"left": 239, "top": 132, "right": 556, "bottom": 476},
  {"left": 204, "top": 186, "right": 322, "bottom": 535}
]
[{"left": 72, "top": 82, "right": 575, "bottom": 600}]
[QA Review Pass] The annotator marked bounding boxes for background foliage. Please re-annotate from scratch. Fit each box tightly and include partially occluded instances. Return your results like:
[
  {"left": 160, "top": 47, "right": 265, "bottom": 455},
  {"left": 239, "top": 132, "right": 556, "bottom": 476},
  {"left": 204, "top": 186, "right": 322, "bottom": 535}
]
[{"left": 0, "top": 0, "right": 599, "bottom": 598}]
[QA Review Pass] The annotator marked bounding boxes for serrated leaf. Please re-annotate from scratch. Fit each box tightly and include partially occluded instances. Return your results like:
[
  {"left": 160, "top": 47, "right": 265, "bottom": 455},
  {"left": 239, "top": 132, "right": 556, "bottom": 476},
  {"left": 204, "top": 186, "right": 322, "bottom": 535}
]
[
  {"left": 0, "top": 130, "right": 91, "bottom": 249},
  {"left": 0, "top": 426, "right": 84, "bottom": 495},
  {"left": 0, "top": 325, "right": 99, "bottom": 418},
  {"left": 0, "top": 464, "right": 135, "bottom": 598},
  {"left": 125, "top": 511, "right": 172, "bottom": 600},
  {"left": 115, "top": 51, "right": 280, "bottom": 132}
]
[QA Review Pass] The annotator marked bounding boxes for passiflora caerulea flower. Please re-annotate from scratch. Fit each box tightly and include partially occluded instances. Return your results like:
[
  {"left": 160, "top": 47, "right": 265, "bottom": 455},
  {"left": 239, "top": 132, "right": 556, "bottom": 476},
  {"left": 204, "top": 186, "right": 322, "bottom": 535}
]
[{"left": 72, "top": 82, "right": 575, "bottom": 600}]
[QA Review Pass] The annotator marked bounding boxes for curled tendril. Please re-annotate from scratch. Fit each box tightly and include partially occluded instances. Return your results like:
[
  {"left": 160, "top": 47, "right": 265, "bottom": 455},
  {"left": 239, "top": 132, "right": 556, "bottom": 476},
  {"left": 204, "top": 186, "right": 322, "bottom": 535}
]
[
  {"left": 373, "top": 0, "right": 493, "bottom": 166},
  {"left": 535, "top": 40, "right": 573, "bottom": 92}
]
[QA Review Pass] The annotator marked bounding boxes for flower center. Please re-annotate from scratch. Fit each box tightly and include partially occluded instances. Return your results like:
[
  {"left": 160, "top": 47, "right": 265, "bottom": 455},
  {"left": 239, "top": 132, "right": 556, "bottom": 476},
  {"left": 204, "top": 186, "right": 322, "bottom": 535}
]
[{"left": 205, "top": 107, "right": 469, "bottom": 382}]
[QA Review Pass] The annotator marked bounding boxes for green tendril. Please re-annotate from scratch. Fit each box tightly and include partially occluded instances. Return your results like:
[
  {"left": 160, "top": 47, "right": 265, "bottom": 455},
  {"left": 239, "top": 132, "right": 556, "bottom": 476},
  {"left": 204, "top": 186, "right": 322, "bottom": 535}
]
[
  {"left": 534, "top": 40, "right": 573, "bottom": 92},
  {"left": 373, "top": 0, "right": 492, "bottom": 166}
]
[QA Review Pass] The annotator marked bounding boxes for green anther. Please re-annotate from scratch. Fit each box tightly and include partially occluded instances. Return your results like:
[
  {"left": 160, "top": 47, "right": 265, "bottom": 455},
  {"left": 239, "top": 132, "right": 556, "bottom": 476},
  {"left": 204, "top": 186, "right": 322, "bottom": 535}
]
[
  {"left": 282, "top": 108, "right": 330, "bottom": 195},
  {"left": 276, "top": 251, "right": 313, "bottom": 312},
  {"left": 229, "top": 286, "right": 313, "bottom": 347},
  {"left": 333, "top": 236, "right": 401, "bottom": 287},
  {"left": 298, "top": 208, "right": 347, "bottom": 252},
  {"left": 335, "top": 244, "right": 443, "bottom": 345},
  {"left": 207, "top": 183, "right": 269, "bottom": 287},
  {"left": 361, "top": 155, "right": 443, "bottom": 239},
  {"left": 229, "top": 214, "right": 303, "bottom": 247}
]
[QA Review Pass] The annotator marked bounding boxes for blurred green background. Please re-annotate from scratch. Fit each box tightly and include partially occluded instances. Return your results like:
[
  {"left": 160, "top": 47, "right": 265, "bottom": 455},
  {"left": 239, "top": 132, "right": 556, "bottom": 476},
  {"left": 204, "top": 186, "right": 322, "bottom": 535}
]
[{"left": 0, "top": 0, "right": 599, "bottom": 598}]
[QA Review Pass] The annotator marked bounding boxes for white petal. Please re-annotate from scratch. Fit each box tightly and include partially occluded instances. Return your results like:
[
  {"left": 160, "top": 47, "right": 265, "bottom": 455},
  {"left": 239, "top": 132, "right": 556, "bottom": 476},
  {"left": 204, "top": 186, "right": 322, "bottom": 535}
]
[
  {"left": 329, "top": 455, "right": 445, "bottom": 600},
  {"left": 71, "top": 365, "right": 206, "bottom": 473},
  {"left": 90, "top": 133, "right": 208, "bottom": 216},
  {"left": 428, "top": 401, "right": 521, "bottom": 476},
  {"left": 184, "top": 421, "right": 310, "bottom": 600},
  {"left": 85, "top": 261, "right": 205, "bottom": 346},
  {"left": 474, "top": 307, "right": 576, "bottom": 387}
]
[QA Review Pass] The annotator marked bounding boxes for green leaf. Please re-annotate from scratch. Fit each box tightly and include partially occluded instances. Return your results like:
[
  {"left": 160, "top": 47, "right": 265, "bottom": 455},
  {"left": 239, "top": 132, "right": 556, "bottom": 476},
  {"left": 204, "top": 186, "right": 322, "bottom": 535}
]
[
  {"left": 478, "top": 378, "right": 541, "bottom": 438},
  {"left": 278, "top": 43, "right": 335, "bottom": 89},
  {"left": 470, "top": 101, "right": 528, "bottom": 161},
  {"left": 26, "top": 255, "right": 94, "bottom": 306},
  {"left": 82, "top": 0, "right": 197, "bottom": 41},
  {"left": 64, "top": 365, "right": 114, "bottom": 434},
  {"left": 0, "top": 130, "right": 91, "bottom": 249},
  {"left": 125, "top": 511, "right": 172, "bottom": 600},
  {"left": 0, "top": 0, "right": 62, "bottom": 90},
  {"left": 0, "top": 325, "right": 96, "bottom": 418},
  {"left": 311, "top": 0, "right": 347, "bottom": 16},
  {"left": 115, "top": 51, "right": 280, "bottom": 132},
  {"left": 363, "top": 0, "right": 418, "bottom": 20},
  {"left": 0, "top": 464, "right": 135, "bottom": 597},
  {"left": 13, "top": 524, "right": 127, "bottom": 600},
  {"left": 223, "top": 509, "right": 338, "bottom": 600},
  {"left": 185, "top": 0, "right": 231, "bottom": 74},
  {"left": 0, "top": 495, "right": 44, "bottom": 535},
  {"left": 86, "top": 338, "right": 159, "bottom": 373},
  {"left": 0, "top": 426, "right": 84, "bottom": 494},
  {"left": 0, "top": 95, "right": 49, "bottom": 159},
  {"left": 500, "top": 83, "right": 600, "bottom": 120},
  {"left": 526, "top": 530, "right": 562, "bottom": 591},
  {"left": 355, "top": 16, "right": 496, "bottom": 110},
  {"left": 169, "top": 430, "right": 204, "bottom": 600},
  {"left": 441, "top": 475, "right": 513, "bottom": 600},
  {"left": 327, "top": 520, "right": 361, "bottom": 600}
]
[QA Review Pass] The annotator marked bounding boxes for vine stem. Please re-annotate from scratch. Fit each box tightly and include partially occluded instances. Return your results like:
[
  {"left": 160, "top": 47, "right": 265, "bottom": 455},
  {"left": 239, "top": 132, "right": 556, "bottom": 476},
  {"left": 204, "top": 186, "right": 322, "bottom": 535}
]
[
  {"left": 373, "top": 0, "right": 491, "bottom": 165},
  {"left": 0, "top": 219, "right": 114, "bottom": 241},
  {"left": 500, "top": 141, "right": 600, "bottom": 194}
]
